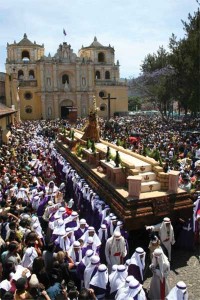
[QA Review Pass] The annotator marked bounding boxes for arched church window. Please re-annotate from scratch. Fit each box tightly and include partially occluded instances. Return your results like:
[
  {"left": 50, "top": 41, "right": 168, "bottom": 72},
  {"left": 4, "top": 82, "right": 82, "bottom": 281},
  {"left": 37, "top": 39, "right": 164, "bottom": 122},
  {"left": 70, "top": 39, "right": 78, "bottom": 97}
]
[
  {"left": 62, "top": 74, "right": 69, "bottom": 84},
  {"left": 25, "top": 105, "right": 32, "bottom": 114},
  {"left": 98, "top": 52, "right": 105, "bottom": 62},
  {"left": 29, "top": 70, "right": 35, "bottom": 79},
  {"left": 95, "top": 71, "right": 100, "bottom": 79},
  {"left": 18, "top": 70, "right": 24, "bottom": 80},
  {"left": 105, "top": 71, "right": 110, "bottom": 79},
  {"left": 22, "top": 50, "right": 30, "bottom": 61}
]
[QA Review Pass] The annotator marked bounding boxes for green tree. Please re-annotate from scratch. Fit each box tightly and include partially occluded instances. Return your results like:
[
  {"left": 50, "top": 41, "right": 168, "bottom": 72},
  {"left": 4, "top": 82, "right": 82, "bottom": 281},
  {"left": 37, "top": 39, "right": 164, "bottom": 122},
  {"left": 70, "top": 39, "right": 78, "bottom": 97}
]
[
  {"left": 141, "top": 46, "right": 170, "bottom": 72},
  {"left": 169, "top": 9, "right": 200, "bottom": 115},
  {"left": 128, "top": 96, "right": 142, "bottom": 111}
]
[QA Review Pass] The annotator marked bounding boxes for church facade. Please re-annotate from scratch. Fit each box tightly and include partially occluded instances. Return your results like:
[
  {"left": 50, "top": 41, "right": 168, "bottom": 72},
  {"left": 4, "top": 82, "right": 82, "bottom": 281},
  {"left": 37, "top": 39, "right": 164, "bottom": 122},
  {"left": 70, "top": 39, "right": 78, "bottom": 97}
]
[{"left": 5, "top": 34, "right": 128, "bottom": 121}]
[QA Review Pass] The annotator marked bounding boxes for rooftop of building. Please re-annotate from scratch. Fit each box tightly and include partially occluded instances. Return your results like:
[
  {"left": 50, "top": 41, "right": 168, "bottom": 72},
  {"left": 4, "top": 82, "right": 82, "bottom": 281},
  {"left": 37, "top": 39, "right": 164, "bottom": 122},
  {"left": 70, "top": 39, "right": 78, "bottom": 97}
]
[{"left": 7, "top": 33, "right": 44, "bottom": 48}]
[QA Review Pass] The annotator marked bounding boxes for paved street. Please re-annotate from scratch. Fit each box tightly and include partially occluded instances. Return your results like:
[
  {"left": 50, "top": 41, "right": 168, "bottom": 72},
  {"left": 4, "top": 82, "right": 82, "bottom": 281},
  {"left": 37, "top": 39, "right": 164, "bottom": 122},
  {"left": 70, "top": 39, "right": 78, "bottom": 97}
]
[{"left": 143, "top": 247, "right": 200, "bottom": 299}]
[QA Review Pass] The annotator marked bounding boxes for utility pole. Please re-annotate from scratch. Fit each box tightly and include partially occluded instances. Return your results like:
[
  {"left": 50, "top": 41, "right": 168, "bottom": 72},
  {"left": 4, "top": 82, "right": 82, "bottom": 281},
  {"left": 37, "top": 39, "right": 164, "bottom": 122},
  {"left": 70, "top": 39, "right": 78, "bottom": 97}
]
[{"left": 102, "top": 93, "right": 116, "bottom": 120}]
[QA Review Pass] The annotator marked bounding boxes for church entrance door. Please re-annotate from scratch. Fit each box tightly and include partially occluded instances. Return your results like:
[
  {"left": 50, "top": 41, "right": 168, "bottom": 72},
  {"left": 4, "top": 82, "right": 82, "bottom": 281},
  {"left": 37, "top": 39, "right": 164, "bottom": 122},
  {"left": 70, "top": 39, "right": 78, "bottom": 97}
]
[{"left": 61, "top": 106, "right": 70, "bottom": 119}]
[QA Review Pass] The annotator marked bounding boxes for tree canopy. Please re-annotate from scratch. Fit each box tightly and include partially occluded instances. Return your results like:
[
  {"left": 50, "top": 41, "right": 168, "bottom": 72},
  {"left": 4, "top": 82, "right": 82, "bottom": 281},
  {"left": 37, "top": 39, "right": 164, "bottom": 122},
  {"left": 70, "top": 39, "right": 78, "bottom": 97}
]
[{"left": 130, "top": 5, "right": 200, "bottom": 118}]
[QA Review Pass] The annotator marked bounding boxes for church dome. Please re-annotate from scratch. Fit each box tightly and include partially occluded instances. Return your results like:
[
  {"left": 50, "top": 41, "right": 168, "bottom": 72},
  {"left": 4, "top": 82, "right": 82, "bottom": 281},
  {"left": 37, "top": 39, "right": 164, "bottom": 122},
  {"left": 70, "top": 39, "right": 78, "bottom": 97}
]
[
  {"left": 89, "top": 36, "right": 103, "bottom": 48},
  {"left": 17, "top": 33, "right": 34, "bottom": 46}
]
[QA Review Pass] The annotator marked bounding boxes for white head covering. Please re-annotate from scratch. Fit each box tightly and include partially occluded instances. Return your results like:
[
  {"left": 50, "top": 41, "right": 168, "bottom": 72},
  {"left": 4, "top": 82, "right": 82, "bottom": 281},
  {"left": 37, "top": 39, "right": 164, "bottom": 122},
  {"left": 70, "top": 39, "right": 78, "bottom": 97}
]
[
  {"left": 80, "top": 226, "right": 101, "bottom": 247},
  {"left": 100, "top": 205, "right": 110, "bottom": 224},
  {"left": 32, "top": 223, "right": 43, "bottom": 239},
  {"left": 31, "top": 216, "right": 41, "bottom": 228},
  {"left": 87, "top": 236, "right": 94, "bottom": 244},
  {"left": 129, "top": 247, "right": 146, "bottom": 281},
  {"left": 64, "top": 211, "right": 79, "bottom": 229},
  {"left": 59, "top": 227, "right": 75, "bottom": 251},
  {"left": 16, "top": 188, "right": 28, "bottom": 200},
  {"left": 114, "top": 220, "right": 124, "bottom": 234},
  {"left": 104, "top": 212, "right": 114, "bottom": 225},
  {"left": 54, "top": 206, "right": 66, "bottom": 219},
  {"left": 80, "top": 219, "right": 87, "bottom": 225},
  {"left": 98, "top": 224, "right": 108, "bottom": 240},
  {"left": 151, "top": 248, "right": 170, "bottom": 282},
  {"left": 52, "top": 219, "right": 66, "bottom": 235},
  {"left": 31, "top": 195, "right": 41, "bottom": 210},
  {"left": 115, "top": 275, "right": 135, "bottom": 299},
  {"left": 68, "top": 241, "right": 82, "bottom": 263},
  {"left": 21, "top": 246, "right": 38, "bottom": 269},
  {"left": 89, "top": 264, "right": 108, "bottom": 290},
  {"left": 84, "top": 255, "right": 100, "bottom": 289},
  {"left": 166, "top": 281, "right": 188, "bottom": 300},
  {"left": 110, "top": 264, "right": 127, "bottom": 294},
  {"left": 109, "top": 231, "right": 125, "bottom": 258},
  {"left": 124, "top": 279, "right": 145, "bottom": 299},
  {"left": 46, "top": 181, "right": 58, "bottom": 194},
  {"left": 159, "top": 218, "right": 174, "bottom": 244},
  {"left": 81, "top": 249, "right": 94, "bottom": 267},
  {"left": 109, "top": 215, "right": 117, "bottom": 235},
  {"left": 109, "top": 264, "right": 118, "bottom": 283}
]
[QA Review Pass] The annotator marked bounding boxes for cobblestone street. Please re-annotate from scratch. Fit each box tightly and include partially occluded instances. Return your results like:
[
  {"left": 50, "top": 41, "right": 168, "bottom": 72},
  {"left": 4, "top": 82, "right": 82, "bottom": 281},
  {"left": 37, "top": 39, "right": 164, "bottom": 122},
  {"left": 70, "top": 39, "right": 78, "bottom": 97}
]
[{"left": 143, "top": 247, "right": 200, "bottom": 299}]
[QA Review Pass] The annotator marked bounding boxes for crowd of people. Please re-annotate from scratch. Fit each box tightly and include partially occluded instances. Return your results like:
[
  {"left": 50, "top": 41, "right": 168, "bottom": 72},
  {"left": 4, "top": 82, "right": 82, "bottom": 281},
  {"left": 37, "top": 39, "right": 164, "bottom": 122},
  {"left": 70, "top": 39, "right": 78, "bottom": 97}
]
[
  {"left": 0, "top": 115, "right": 199, "bottom": 299},
  {"left": 74, "top": 114, "right": 200, "bottom": 191}
]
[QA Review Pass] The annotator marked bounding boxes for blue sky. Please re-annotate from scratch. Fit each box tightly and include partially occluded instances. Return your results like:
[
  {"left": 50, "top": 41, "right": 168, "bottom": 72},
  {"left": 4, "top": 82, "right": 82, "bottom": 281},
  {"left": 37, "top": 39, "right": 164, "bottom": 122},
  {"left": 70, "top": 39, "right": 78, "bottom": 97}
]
[{"left": 0, "top": 0, "right": 198, "bottom": 78}]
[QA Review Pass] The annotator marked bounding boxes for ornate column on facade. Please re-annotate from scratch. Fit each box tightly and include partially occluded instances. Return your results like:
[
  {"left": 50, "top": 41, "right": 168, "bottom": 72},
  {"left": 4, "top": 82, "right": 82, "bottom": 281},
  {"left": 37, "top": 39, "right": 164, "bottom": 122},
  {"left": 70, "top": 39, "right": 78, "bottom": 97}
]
[
  {"left": 40, "top": 64, "right": 45, "bottom": 92},
  {"left": 88, "top": 65, "right": 93, "bottom": 91},
  {"left": 53, "top": 63, "right": 58, "bottom": 91},
  {"left": 41, "top": 95, "right": 46, "bottom": 119},
  {"left": 16, "top": 87, "right": 21, "bottom": 122},
  {"left": 12, "top": 73, "right": 20, "bottom": 122},
  {"left": 53, "top": 94, "right": 59, "bottom": 118},
  {"left": 76, "top": 93, "right": 81, "bottom": 117},
  {"left": 76, "top": 64, "right": 80, "bottom": 90},
  {"left": 88, "top": 94, "right": 93, "bottom": 111}
]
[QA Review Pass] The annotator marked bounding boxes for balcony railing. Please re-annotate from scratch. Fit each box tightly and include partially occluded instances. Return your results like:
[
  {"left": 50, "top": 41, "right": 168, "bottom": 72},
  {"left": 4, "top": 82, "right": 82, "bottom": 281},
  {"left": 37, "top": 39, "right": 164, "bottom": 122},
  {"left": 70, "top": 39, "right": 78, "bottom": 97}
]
[
  {"left": 19, "top": 80, "right": 37, "bottom": 87},
  {"left": 95, "top": 80, "right": 126, "bottom": 86}
]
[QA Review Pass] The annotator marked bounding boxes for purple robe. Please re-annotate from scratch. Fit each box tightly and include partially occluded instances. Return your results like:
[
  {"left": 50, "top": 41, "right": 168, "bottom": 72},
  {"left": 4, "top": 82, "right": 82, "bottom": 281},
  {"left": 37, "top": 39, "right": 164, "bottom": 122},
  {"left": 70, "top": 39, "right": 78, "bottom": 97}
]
[
  {"left": 65, "top": 220, "right": 78, "bottom": 229},
  {"left": 37, "top": 195, "right": 50, "bottom": 216},
  {"left": 82, "top": 245, "right": 93, "bottom": 258},
  {"left": 74, "top": 228, "right": 87, "bottom": 240},
  {"left": 76, "top": 261, "right": 86, "bottom": 280},
  {"left": 128, "top": 263, "right": 143, "bottom": 284}
]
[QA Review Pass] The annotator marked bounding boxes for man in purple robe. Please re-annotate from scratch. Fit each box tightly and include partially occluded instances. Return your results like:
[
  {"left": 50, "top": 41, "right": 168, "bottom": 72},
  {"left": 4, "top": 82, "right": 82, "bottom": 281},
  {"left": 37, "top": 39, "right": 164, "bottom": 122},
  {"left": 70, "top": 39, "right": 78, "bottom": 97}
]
[
  {"left": 76, "top": 249, "right": 94, "bottom": 282},
  {"left": 74, "top": 219, "right": 88, "bottom": 240}
]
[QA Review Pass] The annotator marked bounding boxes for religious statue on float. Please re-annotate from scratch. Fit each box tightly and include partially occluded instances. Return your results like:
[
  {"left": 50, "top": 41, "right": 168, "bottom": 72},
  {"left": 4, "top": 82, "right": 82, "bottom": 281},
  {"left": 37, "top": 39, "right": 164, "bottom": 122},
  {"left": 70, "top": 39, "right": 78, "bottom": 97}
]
[{"left": 82, "top": 96, "right": 100, "bottom": 143}]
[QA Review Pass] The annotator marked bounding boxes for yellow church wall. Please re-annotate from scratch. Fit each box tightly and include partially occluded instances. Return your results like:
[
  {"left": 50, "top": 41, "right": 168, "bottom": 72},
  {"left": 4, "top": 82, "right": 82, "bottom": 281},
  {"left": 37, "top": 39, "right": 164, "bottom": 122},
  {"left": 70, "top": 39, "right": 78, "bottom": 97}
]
[
  {"left": 95, "top": 85, "right": 128, "bottom": 118},
  {"left": 5, "top": 35, "right": 128, "bottom": 121}
]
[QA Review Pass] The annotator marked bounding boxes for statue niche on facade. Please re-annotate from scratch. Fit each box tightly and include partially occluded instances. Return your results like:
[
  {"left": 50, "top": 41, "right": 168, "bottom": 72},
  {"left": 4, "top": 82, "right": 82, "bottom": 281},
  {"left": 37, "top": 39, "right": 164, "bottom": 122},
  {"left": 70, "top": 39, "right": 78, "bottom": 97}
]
[
  {"left": 64, "top": 80, "right": 70, "bottom": 92},
  {"left": 82, "top": 96, "right": 100, "bottom": 142}
]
